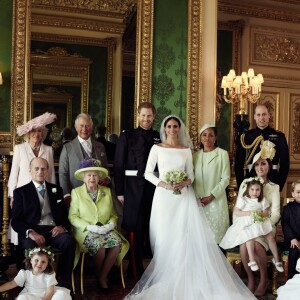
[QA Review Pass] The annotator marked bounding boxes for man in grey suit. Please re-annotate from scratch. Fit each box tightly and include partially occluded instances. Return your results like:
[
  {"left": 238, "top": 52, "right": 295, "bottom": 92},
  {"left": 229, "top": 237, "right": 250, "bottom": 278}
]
[{"left": 59, "top": 113, "right": 108, "bottom": 207}]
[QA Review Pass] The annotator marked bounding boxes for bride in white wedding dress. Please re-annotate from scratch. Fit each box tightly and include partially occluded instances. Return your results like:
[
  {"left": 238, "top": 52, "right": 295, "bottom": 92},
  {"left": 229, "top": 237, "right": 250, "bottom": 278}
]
[{"left": 124, "top": 115, "right": 256, "bottom": 300}]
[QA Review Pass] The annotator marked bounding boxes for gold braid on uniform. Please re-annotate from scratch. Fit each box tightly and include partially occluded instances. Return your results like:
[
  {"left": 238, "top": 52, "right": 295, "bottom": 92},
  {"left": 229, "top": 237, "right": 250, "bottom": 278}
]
[{"left": 240, "top": 134, "right": 264, "bottom": 167}]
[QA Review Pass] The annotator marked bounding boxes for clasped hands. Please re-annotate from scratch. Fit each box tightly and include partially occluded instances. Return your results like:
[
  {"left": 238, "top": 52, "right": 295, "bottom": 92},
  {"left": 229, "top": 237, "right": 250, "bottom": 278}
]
[
  {"left": 86, "top": 223, "right": 114, "bottom": 235},
  {"left": 200, "top": 195, "right": 215, "bottom": 207},
  {"left": 29, "top": 226, "right": 65, "bottom": 246},
  {"left": 162, "top": 179, "right": 191, "bottom": 191}
]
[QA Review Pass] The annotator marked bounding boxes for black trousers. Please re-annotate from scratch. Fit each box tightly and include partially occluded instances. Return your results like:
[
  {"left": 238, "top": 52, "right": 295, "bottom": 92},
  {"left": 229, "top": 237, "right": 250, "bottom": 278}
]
[
  {"left": 19, "top": 225, "right": 76, "bottom": 290},
  {"left": 287, "top": 246, "right": 300, "bottom": 279},
  {"left": 129, "top": 183, "right": 154, "bottom": 279}
]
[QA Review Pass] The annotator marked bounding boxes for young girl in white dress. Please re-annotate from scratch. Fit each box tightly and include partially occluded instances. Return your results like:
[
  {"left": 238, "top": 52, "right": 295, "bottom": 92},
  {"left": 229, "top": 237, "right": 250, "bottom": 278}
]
[
  {"left": 0, "top": 247, "right": 71, "bottom": 299},
  {"left": 220, "top": 177, "right": 283, "bottom": 273}
]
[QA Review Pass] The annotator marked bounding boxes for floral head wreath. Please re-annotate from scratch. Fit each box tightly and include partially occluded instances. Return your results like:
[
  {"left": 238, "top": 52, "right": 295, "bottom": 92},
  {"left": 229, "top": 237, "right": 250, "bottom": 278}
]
[
  {"left": 242, "top": 176, "right": 264, "bottom": 190},
  {"left": 26, "top": 246, "right": 55, "bottom": 261}
]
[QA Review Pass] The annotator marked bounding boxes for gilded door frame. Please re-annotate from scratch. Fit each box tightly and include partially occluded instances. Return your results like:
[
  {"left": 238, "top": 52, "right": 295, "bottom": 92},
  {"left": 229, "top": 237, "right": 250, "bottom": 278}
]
[
  {"left": 135, "top": 0, "right": 204, "bottom": 146},
  {"left": 10, "top": 0, "right": 205, "bottom": 148}
]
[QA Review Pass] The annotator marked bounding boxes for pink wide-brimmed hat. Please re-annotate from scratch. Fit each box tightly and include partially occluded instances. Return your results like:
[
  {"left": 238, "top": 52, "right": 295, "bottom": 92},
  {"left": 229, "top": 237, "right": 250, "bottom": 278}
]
[{"left": 17, "top": 112, "right": 57, "bottom": 136}]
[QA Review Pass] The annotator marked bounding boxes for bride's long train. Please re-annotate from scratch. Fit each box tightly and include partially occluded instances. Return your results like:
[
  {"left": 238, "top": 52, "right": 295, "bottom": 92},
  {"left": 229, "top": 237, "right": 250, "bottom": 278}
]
[{"left": 124, "top": 186, "right": 257, "bottom": 300}]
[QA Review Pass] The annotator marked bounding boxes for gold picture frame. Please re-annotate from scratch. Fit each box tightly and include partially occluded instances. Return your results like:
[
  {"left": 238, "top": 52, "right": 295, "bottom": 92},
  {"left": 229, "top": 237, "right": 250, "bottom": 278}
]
[{"left": 31, "top": 87, "right": 72, "bottom": 129}]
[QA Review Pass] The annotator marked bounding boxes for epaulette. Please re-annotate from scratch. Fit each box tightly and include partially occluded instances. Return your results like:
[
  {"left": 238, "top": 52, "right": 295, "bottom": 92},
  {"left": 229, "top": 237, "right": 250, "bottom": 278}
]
[{"left": 240, "top": 134, "right": 264, "bottom": 167}]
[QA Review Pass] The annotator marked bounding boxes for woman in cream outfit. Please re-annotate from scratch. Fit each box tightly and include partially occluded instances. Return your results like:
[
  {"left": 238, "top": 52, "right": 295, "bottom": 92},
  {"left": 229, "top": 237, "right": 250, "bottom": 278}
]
[
  {"left": 8, "top": 113, "right": 56, "bottom": 245},
  {"left": 193, "top": 124, "right": 230, "bottom": 246},
  {"left": 238, "top": 141, "right": 281, "bottom": 296}
]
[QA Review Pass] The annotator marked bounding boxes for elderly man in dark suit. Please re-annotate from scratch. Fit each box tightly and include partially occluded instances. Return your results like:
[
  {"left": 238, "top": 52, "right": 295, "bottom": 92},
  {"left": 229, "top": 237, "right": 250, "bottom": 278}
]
[
  {"left": 114, "top": 102, "right": 160, "bottom": 279},
  {"left": 12, "top": 157, "right": 75, "bottom": 290},
  {"left": 59, "top": 113, "right": 108, "bottom": 207}
]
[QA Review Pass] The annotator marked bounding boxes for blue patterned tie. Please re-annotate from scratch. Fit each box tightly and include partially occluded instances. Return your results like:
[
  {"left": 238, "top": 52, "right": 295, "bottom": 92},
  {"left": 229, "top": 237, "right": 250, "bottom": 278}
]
[{"left": 37, "top": 184, "right": 45, "bottom": 198}]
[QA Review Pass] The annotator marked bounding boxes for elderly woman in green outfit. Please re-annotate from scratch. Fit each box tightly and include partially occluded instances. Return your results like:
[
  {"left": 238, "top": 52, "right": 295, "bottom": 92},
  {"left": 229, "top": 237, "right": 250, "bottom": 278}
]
[
  {"left": 193, "top": 124, "right": 230, "bottom": 250},
  {"left": 68, "top": 159, "right": 129, "bottom": 291}
]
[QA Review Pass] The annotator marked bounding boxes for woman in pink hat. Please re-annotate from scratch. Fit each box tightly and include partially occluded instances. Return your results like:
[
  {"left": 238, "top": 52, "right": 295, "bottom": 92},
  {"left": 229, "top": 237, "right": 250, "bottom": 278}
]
[{"left": 8, "top": 112, "right": 57, "bottom": 245}]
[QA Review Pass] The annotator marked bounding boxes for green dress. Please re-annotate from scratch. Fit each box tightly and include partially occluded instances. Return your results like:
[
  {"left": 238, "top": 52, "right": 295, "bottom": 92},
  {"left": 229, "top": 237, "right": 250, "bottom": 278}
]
[{"left": 193, "top": 147, "right": 230, "bottom": 243}]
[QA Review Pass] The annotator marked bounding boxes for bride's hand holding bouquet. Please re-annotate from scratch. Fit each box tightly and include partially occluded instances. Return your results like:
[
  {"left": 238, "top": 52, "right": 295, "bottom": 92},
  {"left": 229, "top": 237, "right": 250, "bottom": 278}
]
[{"left": 165, "top": 169, "right": 189, "bottom": 195}]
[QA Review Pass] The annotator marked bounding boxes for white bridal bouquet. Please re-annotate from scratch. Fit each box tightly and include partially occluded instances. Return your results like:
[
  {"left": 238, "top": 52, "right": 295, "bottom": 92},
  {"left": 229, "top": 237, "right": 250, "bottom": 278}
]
[{"left": 165, "top": 169, "right": 187, "bottom": 195}]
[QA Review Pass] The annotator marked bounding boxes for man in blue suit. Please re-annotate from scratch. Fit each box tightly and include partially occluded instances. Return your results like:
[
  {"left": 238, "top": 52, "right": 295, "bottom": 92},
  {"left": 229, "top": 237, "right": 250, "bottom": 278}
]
[{"left": 12, "top": 157, "right": 75, "bottom": 290}]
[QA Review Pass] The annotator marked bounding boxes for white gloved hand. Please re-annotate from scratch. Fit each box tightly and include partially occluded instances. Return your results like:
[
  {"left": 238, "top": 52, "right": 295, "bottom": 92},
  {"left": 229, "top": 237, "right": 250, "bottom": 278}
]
[
  {"left": 102, "top": 223, "right": 114, "bottom": 233},
  {"left": 86, "top": 224, "right": 107, "bottom": 235}
]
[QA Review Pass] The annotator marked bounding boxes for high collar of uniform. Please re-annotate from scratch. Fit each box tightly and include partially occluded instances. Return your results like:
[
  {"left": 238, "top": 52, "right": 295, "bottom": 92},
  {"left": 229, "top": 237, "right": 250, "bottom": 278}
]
[
  {"left": 255, "top": 125, "right": 271, "bottom": 132},
  {"left": 137, "top": 126, "right": 153, "bottom": 134}
]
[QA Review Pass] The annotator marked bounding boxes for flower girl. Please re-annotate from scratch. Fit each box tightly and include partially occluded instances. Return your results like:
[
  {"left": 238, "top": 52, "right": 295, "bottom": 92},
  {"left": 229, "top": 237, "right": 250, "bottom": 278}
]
[
  {"left": 0, "top": 247, "right": 71, "bottom": 299},
  {"left": 220, "top": 177, "right": 283, "bottom": 272}
]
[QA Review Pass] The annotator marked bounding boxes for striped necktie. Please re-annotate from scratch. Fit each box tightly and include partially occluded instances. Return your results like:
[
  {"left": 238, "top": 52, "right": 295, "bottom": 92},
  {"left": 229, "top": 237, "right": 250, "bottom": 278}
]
[{"left": 83, "top": 141, "right": 92, "bottom": 156}]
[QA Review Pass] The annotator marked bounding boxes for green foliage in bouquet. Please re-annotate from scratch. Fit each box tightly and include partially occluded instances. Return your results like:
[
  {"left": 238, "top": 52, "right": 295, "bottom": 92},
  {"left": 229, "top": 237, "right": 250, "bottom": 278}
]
[
  {"left": 165, "top": 169, "right": 187, "bottom": 195},
  {"left": 251, "top": 210, "right": 268, "bottom": 223}
]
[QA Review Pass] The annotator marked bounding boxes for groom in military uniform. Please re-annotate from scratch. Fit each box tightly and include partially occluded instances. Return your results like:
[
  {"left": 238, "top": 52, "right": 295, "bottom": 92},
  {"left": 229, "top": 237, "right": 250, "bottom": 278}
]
[
  {"left": 114, "top": 102, "right": 160, "bottom": 279},
  {"left": 235, "top": 104, "right": 289, "bottom": 191}
]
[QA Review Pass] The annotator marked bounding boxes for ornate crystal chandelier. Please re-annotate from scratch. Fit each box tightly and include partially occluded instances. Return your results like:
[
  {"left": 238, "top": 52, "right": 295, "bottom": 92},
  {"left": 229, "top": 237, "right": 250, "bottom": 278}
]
[{"left": 221, "top": 68, "right": 264, "bottom": 114}]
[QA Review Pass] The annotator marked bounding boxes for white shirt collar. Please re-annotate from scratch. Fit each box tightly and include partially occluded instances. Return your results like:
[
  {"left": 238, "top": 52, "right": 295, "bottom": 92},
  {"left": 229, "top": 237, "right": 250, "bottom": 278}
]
[
  {"left": 32, "top": 180, "right": 46, "bottom": 189},
  {"left": 78, "top": 136, "right": 92, "bottom": 145}
]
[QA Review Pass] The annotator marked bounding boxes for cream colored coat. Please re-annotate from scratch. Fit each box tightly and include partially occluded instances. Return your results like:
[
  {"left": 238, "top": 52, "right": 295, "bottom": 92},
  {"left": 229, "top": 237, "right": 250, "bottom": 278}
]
[
  {"left": 193, "top": 147, "right": 230, "bottom": 243},
  {"left": 8, "top": 142, "right": 56, "bottom": 197},
  {"left": 69, "top": 184, "right": 129, "bottom": 267}
]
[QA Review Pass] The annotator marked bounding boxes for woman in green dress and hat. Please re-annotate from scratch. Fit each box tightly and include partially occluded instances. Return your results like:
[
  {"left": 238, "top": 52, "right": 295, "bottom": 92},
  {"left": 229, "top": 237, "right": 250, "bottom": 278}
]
[{"left": 68, "top": 159, "right": 129, "bottom": 292}]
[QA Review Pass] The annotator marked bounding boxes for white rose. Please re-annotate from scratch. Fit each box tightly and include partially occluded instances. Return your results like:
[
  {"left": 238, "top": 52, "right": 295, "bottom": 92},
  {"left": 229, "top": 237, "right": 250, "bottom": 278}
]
[{"left": 52, "top": 188, "right": 57, "bottom": 193}]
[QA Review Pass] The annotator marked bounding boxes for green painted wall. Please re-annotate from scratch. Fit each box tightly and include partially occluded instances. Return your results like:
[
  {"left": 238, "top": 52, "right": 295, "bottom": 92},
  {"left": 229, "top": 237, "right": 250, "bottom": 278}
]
[
  {"left": 152, "top": 0, "right": 188, "bottom": 130},
  {"left": 0, "top": 0, "right": 12, "bottom": 131}
]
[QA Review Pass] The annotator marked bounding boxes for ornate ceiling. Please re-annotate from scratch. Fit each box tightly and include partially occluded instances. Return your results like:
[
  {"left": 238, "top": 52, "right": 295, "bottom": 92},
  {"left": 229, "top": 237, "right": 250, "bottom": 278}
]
[
  {"left": 219, "top": 0, "right": 300, "bottom": 23},
  {"left": 31, "top": 0, "right": 137, "bottom": 24}
]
